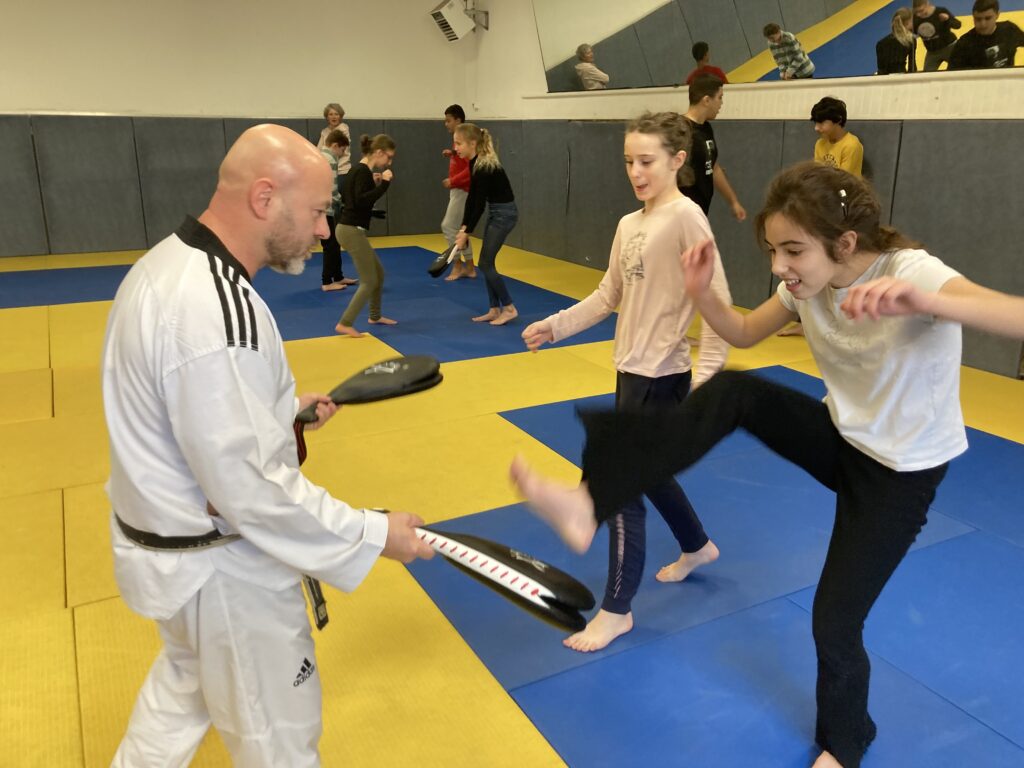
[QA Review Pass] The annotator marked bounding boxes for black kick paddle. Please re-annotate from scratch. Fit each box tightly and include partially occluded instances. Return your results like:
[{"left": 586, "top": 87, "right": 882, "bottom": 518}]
[
  {"left": 427, "top": 242, "right": 460, "bottom": 279},
  {"left": 296, "top": 355, "right": 442, "bottom": 423}
]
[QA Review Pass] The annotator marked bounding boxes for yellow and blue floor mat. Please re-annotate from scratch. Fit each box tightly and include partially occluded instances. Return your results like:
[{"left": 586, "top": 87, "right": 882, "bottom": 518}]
[
  {"left": 2, "top": 237, "right": 1023, "bottom": 766},
  {"left": 730, "top": 0, "right": 1024, "bottom": 82}
]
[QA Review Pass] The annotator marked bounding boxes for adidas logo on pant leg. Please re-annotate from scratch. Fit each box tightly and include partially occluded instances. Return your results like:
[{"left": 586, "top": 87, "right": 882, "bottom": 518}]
[{"left": 293, "top": 657, "right": 316, "bottom": 687}]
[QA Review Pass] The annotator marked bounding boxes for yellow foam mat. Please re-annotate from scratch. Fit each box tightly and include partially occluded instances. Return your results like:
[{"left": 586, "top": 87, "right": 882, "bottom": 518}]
[
  {"left": 65, "top": 483, "right": 119, "bottom": 609},
  {"left": 0, "top": 608, "right": 83, "bottom": 765},
  {"left": 302, "top": 413, "right": 583, "bottom": 522},
  {"left": 959, "top": 365, "right": 1024, "bottom": 443},
  {"left": 0, "top": 411, "right": 109, "bottom": 499},
  {"left": 49, "top": 301, "right": 112, "bottom": 369},
  {"left": 53, "top": 365, "right": 104, "bottom": 417},
  {"left": 75, "top": 598, "right": 231, "bottom": 767},
  {"left": 0, "top": 305, "right": 50, "bottom": 373},
  {"left": 0, "top": 490, "right": 65, "bottom": 619},
  {"left": 301, "top": 345, "right": 616, "bottom": 450},
  {"left": 0, "top": 367, "right": 52, "bottom": 424},
  {"left": 75, "top": 569, "right": 565, "bottom": 768},
  {"left": 0, "top": 250, "right": 144, "bottom": 273},
  {"left": 286, "top": 333, "right": 401, "bottom": 386}
]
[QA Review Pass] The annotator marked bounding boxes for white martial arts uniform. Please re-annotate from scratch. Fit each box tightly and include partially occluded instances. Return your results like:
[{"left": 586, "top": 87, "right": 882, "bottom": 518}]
[{"left": 103, "top": 217, "right": 389, "bottom": 767}]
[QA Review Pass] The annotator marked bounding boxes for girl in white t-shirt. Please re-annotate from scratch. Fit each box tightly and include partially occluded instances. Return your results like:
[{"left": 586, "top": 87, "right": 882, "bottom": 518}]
[
  {"left": 512, "top": 161, "right": 990, "bottom": 768},
  {"left": 521, "top": 112, "right": 731, "bottom": 653}
]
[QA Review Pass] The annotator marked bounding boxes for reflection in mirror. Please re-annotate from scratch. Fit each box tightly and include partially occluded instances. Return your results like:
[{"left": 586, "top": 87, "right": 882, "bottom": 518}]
[{"left": 533, "top": 0, "right": 1024, "bottom": 93}]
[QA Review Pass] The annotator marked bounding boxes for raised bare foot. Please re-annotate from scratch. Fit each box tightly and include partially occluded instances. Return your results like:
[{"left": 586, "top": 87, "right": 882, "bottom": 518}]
[
  {"left": 334, "top": 323, "right": 363, "bottom": 338},
  {"left": 489, "top": 306, "right": 518, "bottom": 326},
  {"left": 445, "top": 262, "right": 465, "bottom": 281},
  {"left": 656, "top": 540, "right": 720, "bottom": 583},
  {"left": 563, "top": 609, "right": 633, "bottom": 652},
  {"left": 472, "top": 309, "right": 500, "bottom": 322},
  {"left": 777, "top": 322, "right": 805, "bottom": 337},
  {"left": 368, "top": 316, "right": 398, "bottom": 325},
  {"left": 509, "top": 455, "right": 597, "bottom": 554},
  {"left": 811, "top": 751, "right": 843, "bottom": 767},
  {"left": 321, "top": 282, "right": 347, "bottom": 292}
]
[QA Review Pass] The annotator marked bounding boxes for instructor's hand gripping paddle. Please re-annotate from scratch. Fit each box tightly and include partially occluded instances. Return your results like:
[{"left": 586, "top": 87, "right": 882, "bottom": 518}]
[{"left": 293, "top": 354, "right": 595, "bottom": 632}]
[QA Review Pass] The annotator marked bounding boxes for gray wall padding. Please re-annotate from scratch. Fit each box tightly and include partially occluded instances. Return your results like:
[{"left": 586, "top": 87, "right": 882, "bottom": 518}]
[
  {"left": 546, "top": 57, "right": 585, "bottom": 93},
  {"left": 891, "top": 120, "right": 1024, "bottom": 376},
  {"left": 33, "top": 116, "right": 147, "bottom": 254},
  {"left": 734, "top": 0, "right": 784, "bottom": 56},
  {"left": 0, "top": 116, "right": 48, "bottom": 257},
  {"left": 678, "top": 0, "right": 753, "bottom": 73},
  {"left": 520, "top": 121, "right": 571, "bottom": 263},
  {"left": 382, "top": 119, "right": 450, "bottom": 238},
  {"left": 706, "top": 120, "right": 785, "bottom": 309},
  {"left": 779, "top": 0, "right": 827, "bottom": 36},
  {"left": 7, "top": 113, "right": 1023, "bottom": 377},
  {"left": 635, "top": 2, "right": 694, "bottom": 87},
  {"left": 134, "top": 118, "right": 225, "bottom": 247},
  {"left": 824, "top": 0, "right": 855, "bottom": 15},
  {"left": 566, "top": 121, "right": 639, "bottom": 270},
  {"left": 591, "top": 26, "right": 653, "bottom": 90}
]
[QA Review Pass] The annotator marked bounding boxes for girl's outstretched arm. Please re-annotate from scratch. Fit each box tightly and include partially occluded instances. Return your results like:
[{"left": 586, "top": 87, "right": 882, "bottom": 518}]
[
  {"left": 682, "top": 239, "right": 795, "bottom": 348},
  {"left": 841, "top": 276, "right": 1024, "bottom": 340}
]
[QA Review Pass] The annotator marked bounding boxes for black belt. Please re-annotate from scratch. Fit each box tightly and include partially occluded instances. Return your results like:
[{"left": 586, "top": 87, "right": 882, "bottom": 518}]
[{"left": 114, "top": 513, "right": 329, "bottom": 630}]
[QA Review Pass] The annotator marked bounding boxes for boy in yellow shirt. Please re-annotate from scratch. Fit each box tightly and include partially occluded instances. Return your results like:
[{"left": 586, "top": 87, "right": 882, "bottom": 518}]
[{"left": 811, "top": 97, "right": 863, "bottom": 177}]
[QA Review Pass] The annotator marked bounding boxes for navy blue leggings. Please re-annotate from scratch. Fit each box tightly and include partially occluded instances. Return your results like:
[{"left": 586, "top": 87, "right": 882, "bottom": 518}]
[
  {"left": 477, "top": 201, "right": 517, "bottom": 308},
  {"left": 601, "top": 370, "right": 709, "bottom": 614}
]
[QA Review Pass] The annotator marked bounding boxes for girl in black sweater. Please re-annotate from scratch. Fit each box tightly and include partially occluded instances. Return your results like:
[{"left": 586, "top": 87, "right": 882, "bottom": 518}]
[
  {"left": 876, "top": 8, "right": 918, "bottom": 74},
  {"left": 453, "top": 123, "right": 519, "bottom": 325},
  {"left": 335, "top": 134, "right": 397, "bottom": 337}
]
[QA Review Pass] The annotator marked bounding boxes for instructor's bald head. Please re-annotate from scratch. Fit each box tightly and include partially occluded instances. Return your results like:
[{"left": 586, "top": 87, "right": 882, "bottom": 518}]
[{"left": 201, "top": 124, "right": 333, "bottom": 277}]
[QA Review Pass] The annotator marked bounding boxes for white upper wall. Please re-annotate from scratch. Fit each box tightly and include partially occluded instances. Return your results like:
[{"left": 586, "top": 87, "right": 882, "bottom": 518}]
[
  {"left": 532, "top": 0, "right": 667, "bottom": 67},
  {"left": 0, "top": 0, "right": 1021, "bottom": 121}
]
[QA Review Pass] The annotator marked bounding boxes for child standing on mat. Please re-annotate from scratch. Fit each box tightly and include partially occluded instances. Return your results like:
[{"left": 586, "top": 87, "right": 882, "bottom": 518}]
[
  {"left": 512, "top": 161, "right": 993, "bottom": 768},
  {"left": 453, "top": 123, "right": 519, "bottom": 326},
  {"left": 521, "top": 111, "right": 730, "bottom": 652},
  {"left": 440, "top": 104, "right": 476, "bottom": 281},
  {"left": 335, "top": 134, "right": 397, "bottom": 338},
  {"left": 318, "top": 129, "right": 359, "bottom": 292}
]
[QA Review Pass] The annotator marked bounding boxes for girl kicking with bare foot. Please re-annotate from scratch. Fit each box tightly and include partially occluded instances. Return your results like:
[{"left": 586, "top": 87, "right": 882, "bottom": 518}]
[
  {"left": 520, "top": 112, "right": 730, "bottom": 653},
  {"left": 514, "top": 162, "right": 997, "bottom": 767},
  {"left": 336, "top": 134, "right": 398, "bottom": 335},
  {"left": 452, "top": 123, "right": 518, "bottom": 326}
]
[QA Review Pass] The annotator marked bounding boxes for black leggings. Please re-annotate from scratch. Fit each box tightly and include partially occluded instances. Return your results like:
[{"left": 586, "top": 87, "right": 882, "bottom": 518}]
[
  {"left": 320, "top": 215, "right": 345, "bottom": 285},
  {"left": 581, "top": 370, "right": 947, "bottom": 768},
  {"left": 601, "top": 370, "right": 708, "bottom": 614}
]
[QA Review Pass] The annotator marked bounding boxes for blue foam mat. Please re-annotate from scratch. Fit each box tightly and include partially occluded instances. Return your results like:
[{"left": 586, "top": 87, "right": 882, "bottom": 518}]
[
  {"left": 0, "top": 247, "right": 615, "bottom": 363},
  {"left": 513, "top": 598, "right": 1024, "bottom": 767},
  {"left": 407, "top": 441, "right": 972, "bottom": 690},
  {"left": 790, "top": 530, "right": 1024, "bottom": 750}
]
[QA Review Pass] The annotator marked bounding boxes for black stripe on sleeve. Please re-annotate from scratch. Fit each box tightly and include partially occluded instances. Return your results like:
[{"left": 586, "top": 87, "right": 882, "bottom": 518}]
[
  {"left": 221, "top": 261, "right": 249, "bottom": 349},
  {"left": 241, "top": 286, "right": 260, "bottom": 352},
  {"left": 207, "top": 254, "right": 236, "bottom": 347}
]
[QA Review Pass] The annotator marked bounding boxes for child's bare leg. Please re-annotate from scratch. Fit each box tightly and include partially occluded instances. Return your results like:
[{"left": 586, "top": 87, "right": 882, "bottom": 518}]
[
  {"left": 811, "top": 751, "right": 842, "bottom": 767},
  {"left": 563, "top": 609, "right": 633, "bottom": 653},
  {"left": 509, "top": 456, "right": 597, "bottom": 554},
  {"left": 656, "top": 540, "right": 720, "bottom": 583}
]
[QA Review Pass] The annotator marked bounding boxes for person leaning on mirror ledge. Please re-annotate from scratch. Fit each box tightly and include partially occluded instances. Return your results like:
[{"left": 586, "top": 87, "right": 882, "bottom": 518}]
[{"left": 575, "top": 44, "right": 609, "bottom": 90}]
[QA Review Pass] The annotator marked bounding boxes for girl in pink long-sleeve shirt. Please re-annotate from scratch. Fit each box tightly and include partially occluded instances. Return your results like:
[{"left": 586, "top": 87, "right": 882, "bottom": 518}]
[{"left": 521, "top": 111, "right": 732, "bottom": 652}]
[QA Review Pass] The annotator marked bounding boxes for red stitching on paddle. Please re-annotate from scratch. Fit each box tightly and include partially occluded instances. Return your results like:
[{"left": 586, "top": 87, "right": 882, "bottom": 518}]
[
  {"left": 469, "top": 555, "right": 477, "bottom": 564},
  {"left": 500, "top": 570, "right": 508, "bottom": 579},
  {"left": 510, "top": 576, "right": 518, "bottom": 585}
]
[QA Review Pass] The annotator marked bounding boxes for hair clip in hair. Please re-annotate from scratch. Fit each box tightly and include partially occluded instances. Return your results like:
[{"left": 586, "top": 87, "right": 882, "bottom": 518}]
[{"left": 838, "top": 189, "right": 849, "bottom": 220}]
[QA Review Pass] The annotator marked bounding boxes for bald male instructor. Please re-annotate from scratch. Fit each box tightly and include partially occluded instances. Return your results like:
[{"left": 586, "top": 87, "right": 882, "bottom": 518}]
[{"left": 104, "top": 125, "right": 433, "bottom": 767}]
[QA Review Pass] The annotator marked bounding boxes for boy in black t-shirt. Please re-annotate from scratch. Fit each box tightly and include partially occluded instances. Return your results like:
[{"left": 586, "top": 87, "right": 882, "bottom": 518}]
[
  {"left": 912, "top": 0, "right": 962, "bottom": 70},
  {"left": 949, "top": 0, "right": 1024, "bottom": 69},
  {"left": 677, "top": 74, "right": 745, "bottom": 222}
]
